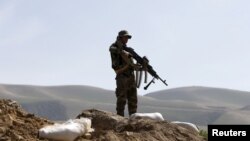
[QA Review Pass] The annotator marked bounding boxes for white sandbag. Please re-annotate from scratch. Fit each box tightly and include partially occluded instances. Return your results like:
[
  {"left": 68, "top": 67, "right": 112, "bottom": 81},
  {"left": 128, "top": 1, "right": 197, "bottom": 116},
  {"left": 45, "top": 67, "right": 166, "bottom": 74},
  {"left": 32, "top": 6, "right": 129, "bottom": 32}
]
[
  {"left": 39, "top": 118, "right": 94, "bottom": 141},
  {"left": 130, "top": 112, "right": 164, "bottom": 121},
  {"left": 171, "top": 121, "right": 199, "bottom": 133}
]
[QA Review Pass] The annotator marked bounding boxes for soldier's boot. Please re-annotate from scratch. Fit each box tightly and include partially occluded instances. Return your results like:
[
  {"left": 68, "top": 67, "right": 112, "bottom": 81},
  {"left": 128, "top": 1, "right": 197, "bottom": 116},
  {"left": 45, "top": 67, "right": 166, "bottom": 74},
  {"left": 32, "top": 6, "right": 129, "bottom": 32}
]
[
  {"left": 116, "top": 97, "right": 126, "bottom": 117},
  {"left": 117, "top": 111, "right": 125, "bottom": 117},
  {"left": 128, "top": 102, "right": 137, "bottom": 116}
]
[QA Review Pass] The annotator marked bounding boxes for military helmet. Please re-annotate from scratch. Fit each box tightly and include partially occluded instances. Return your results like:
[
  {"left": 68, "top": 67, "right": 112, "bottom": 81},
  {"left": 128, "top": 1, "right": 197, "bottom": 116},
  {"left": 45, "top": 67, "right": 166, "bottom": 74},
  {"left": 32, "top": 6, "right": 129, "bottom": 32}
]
[{"left": 118, "top": 30, "right": 132, "bottom": 39}]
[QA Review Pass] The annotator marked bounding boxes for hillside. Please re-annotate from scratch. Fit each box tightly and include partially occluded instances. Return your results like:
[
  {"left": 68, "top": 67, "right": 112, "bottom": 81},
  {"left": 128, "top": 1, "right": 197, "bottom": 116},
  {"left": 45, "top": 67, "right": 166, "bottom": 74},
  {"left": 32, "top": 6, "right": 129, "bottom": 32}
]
[
  {"left": 1, "top": 84, "right": 250, "bottom": 128},
  {"left": 0, "top": 84, "right": 116, "bottom": 120},
  {"left": 145, "top": 86, "right": 250, "bottom": 108},
  {"left": 144, "top": 86, "right": 250, "bottom": 125}
]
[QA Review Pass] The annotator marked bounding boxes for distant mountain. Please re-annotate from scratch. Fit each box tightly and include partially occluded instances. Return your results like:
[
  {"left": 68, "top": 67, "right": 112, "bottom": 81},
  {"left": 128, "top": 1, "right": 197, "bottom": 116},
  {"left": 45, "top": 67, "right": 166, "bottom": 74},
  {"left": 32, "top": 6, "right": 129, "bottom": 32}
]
[
  {"left": 144, "top": 86, "right": 250, "bottom": 126},
  {"left": 21, "top": 100, "right": 68, "bottom": 120},
  {"left": 240, "top": 105, "right": 250, "bottom": 111},
  {"left": 146, "top": 86, "right": 250, "bottom": 106},
  {"left": 0, "top": 84, "right": 116, "bottom": 120},
  {"left": 1, "top": 84, "right": 250, "bottom": 127}
]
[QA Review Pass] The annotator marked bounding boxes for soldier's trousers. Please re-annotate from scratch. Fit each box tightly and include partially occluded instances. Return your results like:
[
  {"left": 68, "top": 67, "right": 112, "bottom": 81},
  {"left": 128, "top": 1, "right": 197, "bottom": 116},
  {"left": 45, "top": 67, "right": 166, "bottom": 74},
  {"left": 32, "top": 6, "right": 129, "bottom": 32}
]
[{"left": 115, "top": 74, "right": 137, "bottom": 116}]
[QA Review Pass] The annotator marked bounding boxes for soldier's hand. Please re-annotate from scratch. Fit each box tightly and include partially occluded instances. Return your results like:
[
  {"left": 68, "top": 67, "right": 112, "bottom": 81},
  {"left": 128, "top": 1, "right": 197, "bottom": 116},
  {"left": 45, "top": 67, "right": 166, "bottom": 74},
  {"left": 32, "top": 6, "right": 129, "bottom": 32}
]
[
  {"left": 115, "top": 64, "right": 130, "bottom": 75},
  {"left": 122, "top": 50, "right": 132, "bottom": 58},
  {"left": 134, "top": 64, "right": 142, "bottom": 71}
]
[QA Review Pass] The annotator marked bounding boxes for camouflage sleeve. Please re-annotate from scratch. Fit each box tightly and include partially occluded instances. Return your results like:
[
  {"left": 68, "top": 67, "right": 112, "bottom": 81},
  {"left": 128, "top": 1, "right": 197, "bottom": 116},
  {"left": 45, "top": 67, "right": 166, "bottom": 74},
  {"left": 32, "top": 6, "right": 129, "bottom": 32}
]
[
  {"left": 109, "top": 46, "right": 120, "bottom": 54},
  {"left": 109, "top": 42, "right": 122, "bottom": 54},
  {"left": 109, "top": 45, "right": 121, "bottom": 70}
]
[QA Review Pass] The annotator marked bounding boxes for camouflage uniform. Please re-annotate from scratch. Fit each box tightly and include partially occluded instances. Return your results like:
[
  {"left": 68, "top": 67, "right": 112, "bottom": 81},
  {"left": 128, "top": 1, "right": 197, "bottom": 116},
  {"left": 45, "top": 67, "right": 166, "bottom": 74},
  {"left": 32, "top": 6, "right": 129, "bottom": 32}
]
[{"left": 109, "top": 40, "right": 138, "bottom": 116}]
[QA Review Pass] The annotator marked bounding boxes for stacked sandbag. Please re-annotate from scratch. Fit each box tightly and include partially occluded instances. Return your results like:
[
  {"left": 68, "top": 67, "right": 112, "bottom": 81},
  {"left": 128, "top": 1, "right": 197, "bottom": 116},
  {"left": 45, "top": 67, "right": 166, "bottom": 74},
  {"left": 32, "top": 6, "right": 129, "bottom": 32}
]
[{"left": 39, "top": 118, "right": 94, "bottom": 141}]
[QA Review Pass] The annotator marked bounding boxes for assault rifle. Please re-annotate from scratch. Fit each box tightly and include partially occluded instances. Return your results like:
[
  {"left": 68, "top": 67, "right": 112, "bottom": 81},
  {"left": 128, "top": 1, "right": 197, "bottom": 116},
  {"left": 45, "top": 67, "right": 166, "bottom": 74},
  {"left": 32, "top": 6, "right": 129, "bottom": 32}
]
[{"left": 123, "top": 46, "right": 168, "bottom": 90}]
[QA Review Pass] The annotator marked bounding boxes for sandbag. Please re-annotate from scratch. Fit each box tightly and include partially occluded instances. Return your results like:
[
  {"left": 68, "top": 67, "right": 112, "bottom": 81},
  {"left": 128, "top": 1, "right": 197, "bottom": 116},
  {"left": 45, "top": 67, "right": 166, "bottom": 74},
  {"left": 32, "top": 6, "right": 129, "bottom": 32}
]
[
  {"left": 171, "top": 121, "right": 199, "bottom": 133},
  {"left": 130, "top": 112, "right": 164, "bottom": 121},
  {"left": 39, "top": 118, "right": 94, "bottom": 141}
]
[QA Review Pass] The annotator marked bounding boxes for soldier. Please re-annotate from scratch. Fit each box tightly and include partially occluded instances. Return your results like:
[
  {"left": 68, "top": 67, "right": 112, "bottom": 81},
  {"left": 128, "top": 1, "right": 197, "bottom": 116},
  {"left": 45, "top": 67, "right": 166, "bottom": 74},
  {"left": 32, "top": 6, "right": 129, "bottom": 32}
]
[{"left": 109, "top": 30, "right": 138, "bottom": 116}]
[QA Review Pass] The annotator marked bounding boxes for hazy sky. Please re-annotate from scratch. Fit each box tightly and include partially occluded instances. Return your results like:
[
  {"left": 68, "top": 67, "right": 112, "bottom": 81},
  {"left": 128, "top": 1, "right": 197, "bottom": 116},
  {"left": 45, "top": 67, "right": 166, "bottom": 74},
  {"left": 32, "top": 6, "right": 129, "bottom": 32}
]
[{"left": 0, "top": 0, "right": 249, "bottom": 95}]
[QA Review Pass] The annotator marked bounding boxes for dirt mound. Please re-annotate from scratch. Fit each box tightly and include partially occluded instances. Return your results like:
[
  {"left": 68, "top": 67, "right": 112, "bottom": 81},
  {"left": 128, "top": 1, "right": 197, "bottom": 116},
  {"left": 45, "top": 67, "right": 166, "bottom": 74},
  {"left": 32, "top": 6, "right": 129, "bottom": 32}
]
[
  {"left": 0, "top": 99, "right": 53, "bottom": 141},
  {"left": 0, "top": 99, "right": 206, "bottom": 141},
  {"left": 76, "top": 109, "right": 206, "bottom": 141}
]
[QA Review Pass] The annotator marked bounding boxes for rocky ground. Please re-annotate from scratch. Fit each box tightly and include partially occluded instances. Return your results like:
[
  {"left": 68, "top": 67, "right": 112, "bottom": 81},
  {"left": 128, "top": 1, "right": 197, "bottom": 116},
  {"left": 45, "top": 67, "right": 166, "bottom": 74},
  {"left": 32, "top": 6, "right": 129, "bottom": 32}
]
[
  {"left": 0, "top": 99, "right": 206, "bottom": 141},
  {"left": 0, "top": 99, "right": 53, "bottom": 141}
]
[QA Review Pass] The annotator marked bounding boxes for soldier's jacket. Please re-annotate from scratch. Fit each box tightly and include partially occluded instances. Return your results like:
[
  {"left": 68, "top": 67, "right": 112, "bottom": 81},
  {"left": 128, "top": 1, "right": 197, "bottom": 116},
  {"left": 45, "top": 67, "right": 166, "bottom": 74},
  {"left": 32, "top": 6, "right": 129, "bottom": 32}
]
[{"left": 109, "top": 40, "right": 134, "bottom": 77}]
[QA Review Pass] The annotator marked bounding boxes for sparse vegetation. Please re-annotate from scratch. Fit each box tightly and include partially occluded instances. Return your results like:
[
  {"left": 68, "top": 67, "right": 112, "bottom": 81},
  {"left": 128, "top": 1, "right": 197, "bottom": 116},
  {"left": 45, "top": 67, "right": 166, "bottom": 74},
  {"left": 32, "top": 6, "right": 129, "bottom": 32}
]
[{"left": 199, "top": 130, "right": 208, "bottom": 140}]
